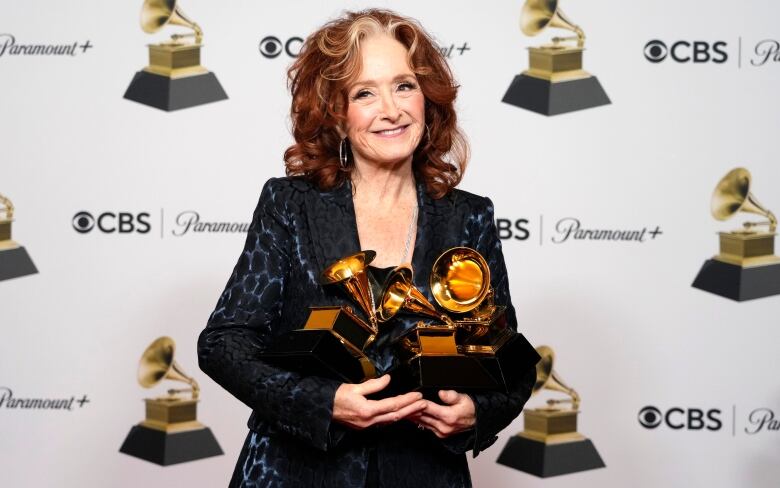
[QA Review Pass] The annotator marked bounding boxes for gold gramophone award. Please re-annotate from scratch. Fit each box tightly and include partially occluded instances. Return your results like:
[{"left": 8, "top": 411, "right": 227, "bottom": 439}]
[
  {"left": 385, "top": 248, "right": 539, "bottom": 393},
  {"left": 0, "top": 193, "right": 38, "bottom": 282},
  {"left": 119, "top": 336, "right": 223, "bottom": 466},
  {"left": 259, "top": 251, "right": 381, "bottom": 384},
  {"left": 259, "top": 247, "right": 539, "bottom": 394},
  {"left": 503, "top": 0, "right": 610, "bottom": 115},
  {"left": 497, "top": 346, "right": 604, "bottom": 477},
  {"left": 692, "top": 167, "right": 780, "bottom": 301},
  {"left": 124, "top": 0, "right": 227, "bottom": 111}
]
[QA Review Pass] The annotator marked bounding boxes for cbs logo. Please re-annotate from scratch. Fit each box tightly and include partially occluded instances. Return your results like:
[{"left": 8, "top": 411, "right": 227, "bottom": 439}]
[
  {"left": 72, "top": 211, "right": 151, "bottom": 234},
  {"left": 638, "top": 406, "right": 722, "bottom": 431},
  {"left": 496, "top": 218, "right": 531, "bottom": 241},
  {"left": 644, "top": 40, "right": 728, "bottom": 63},
  {"left": 259, "top": 36, "right": 304, "bottom": 59}
]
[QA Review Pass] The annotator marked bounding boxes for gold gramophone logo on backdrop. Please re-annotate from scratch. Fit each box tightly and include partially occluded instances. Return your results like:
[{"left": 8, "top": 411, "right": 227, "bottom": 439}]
[
  {"left": 123, "top": 0, "right": 227, "bottom": 111},
  {"left": 497, "top": 345, "right": 605, "bottom": 477},
  {"left": 119, "top": 336, "right": 222, "bottom": 466},
  {"left": 0, "top": 193, "right": 38, "bottom": 282},
  {"left": 502, "top": 0, "right": 610, "bottom": 115},
  {"left": 692, "top": 167, "right": 780, "bottom": 301}
]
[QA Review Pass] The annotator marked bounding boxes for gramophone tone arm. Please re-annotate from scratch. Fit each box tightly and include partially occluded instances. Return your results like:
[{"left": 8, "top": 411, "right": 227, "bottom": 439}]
[
  {"left": 170, "top": 22, "right": 203, "bottom": 44},
  {"left": 742, "top": 210, "right": 778, "bottom": 233},
  {"left": 168, "top": 377, "right": 200, "bottom": 399},
  {"left": 552, "top": 26, "right": 585, "bottom": 48}
]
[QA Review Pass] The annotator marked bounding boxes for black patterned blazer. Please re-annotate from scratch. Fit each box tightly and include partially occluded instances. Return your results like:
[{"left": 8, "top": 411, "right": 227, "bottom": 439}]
[{"left": 197, "top": 176, "right": 536, "bottom": 487}]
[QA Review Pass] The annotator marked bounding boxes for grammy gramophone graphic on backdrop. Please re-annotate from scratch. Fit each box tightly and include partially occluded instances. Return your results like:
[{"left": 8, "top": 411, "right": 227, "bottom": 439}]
[
  {"left": 119, "top": 336, "right": 222, "bottom": 466},
  {"left": 0, "top": 193, "right": 37, "bottom": 282},
  {"left": 503, "top": 0, "right": 610, "bottom": 115},
  {"left": 692, "top": 168, "right": 780, "bottom": 301},
  {"left": 124, "top": 0, "right": 227, "bottom": 111},
  {"left": 497, "top": 345, "right": 604, "bottom": 478}
]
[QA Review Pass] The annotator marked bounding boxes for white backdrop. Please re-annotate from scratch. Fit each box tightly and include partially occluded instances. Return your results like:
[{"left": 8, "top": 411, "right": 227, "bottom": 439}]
[{"left": 1, "top": 1, "right": 779, "bottom": 487}]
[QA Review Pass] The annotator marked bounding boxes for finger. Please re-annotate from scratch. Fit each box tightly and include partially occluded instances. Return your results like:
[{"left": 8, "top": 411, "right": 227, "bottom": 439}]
[
  {"left": 372, "top": 400, "right": 427, "bottom": 425},
  {"left": 354, "top": 374, "right": 391, "bottom": 396},
  {"left": 421, "top": 399, "right": 455, "bottom": 421},
  {"left": 368, "top": 391, "right": 424, "bottom": 415},
  {"left": 415, "top": 416, "right": 447, "bottom": 438},
  {"left": 438, "top": 389, "right": 462, "bottom": 405}
]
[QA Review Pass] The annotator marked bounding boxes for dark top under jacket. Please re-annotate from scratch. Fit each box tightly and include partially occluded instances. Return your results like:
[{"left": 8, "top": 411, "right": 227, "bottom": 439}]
[{"left": 197, "top": 176, "right": 536, "bottom": 488}]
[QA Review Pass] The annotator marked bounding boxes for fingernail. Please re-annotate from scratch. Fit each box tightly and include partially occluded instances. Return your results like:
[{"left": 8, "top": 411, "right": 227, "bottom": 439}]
[{"left": 415, "top": 392, "right": 424, "bottom": 399}]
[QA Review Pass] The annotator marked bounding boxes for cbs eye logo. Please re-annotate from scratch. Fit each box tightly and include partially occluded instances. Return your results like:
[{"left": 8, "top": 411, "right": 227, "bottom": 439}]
[
  {"left": 72, "top": 211, "right": 151, "bottom": 234},
  {"left": 259, "top": 36, "right": 303, "bottom": 59},
  {"left": 638, "top": 405, "right": 722, "bottom": 431},
  {"left": 644, "top": 40, "right": 728, "bottom": 63},
  {"left": 637, "top": 406, "right": 663, "bottom": 428}
]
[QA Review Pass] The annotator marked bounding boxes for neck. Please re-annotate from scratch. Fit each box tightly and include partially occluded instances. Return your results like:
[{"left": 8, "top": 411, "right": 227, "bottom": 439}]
[{"left": 350, "top": 155, "right": 416, "bottom": 206}]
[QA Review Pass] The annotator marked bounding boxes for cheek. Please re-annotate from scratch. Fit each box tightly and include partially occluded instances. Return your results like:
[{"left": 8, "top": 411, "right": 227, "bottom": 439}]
[
  {"left": 345, "top": 105, "right": 374, "bottom": 135},
  {"left": 405, "top": 93, "right": 426, "bottom": 121}
]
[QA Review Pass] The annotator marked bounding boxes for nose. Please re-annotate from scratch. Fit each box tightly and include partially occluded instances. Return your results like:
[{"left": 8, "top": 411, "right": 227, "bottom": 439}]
[{"left": 379, "top": 89, "right": 401, "bottom": 121}]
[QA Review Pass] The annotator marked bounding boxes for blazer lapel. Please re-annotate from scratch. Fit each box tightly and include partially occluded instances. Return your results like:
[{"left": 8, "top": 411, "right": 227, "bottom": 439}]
[
  {"left": 304, "top": 180, "right": 362, "bottom": 274},
  {"left": 411, "top": 182, "right": 460, "bottom": 297}
]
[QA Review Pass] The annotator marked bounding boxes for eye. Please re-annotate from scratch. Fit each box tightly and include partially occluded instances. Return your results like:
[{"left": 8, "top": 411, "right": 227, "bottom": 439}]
[
  {"left": 397, "top": 81, "right": 417, "bottom": 91},
  {"left": 352, "top": 89, "right": 373, "bottom": 100}
]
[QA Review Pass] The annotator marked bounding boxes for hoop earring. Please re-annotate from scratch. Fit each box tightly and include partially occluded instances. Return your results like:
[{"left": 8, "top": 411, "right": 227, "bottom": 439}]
[
  {"left": 425, "top": 124, "right": 432, "bottom": 143},
  {"left": 339, "top": 138, "right": 349, "bottom": 169}
]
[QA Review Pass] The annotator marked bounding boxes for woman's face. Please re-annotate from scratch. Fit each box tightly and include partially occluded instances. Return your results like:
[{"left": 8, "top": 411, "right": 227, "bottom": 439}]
[{"left": 344, "top": 34, "right": 426, "bottom": 168}]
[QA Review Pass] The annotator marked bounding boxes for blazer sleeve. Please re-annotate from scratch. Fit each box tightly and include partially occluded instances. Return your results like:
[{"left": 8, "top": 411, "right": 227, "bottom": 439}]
[
  {"left": 441, "top": 196, "right": 536, "bottom": 457},
  {"left": 197, "top": 178, "right": 342, "bottom": 452}
]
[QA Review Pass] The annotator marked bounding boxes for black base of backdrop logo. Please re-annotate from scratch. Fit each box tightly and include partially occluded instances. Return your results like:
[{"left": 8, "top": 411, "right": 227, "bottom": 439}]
[
  {"left": 0, "top": 247, "right": 37, "bottom": 282},
  {"left": 502, "top": 74, "right": 610, "bottom": 116},
  {"left": 497, "top": 435, "right": 605, "bottom": 478},
  {"left": 124, "top": 71, "right": 228, "bottom": 112},
  {"left": 692, "top": 259, "right": 780, "bottom": 301},
  {"left": 119, "top": 425, "right": 223, "bottom": 466}
]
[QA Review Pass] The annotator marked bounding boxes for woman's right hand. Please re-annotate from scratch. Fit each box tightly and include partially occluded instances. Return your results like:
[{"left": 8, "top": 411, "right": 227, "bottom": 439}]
[{"left": 332, "top": 374, "right": 426, "bottom": 430}]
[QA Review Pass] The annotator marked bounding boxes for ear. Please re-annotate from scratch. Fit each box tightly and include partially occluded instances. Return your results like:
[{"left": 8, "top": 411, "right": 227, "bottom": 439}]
[{"left": 335, "top": 124, "right": 347, "bottom": 139}]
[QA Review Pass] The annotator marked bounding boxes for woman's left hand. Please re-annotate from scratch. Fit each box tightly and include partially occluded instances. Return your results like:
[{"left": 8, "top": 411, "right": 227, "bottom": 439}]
[{"left": 408, "top": 390, "right": 476, "bottom": 438}]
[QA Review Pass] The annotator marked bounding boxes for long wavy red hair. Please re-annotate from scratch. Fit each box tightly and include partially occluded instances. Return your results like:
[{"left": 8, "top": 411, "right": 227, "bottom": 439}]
[{"left": 284, "top": 9, "right": 469, "bottom": 199}]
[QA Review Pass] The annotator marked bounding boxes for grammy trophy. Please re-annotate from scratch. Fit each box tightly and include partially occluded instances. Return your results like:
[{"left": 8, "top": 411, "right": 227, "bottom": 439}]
[
  {"left": 503, "top": 0, "right": 610, "bottom": 115},
  {"left": 692, "top": 167, "right": 780, "bottom": 301},
  {"left": 124, "top": 0, "right": 228, "bottom": 111},
  {"left": 497, "top": 345, "right": 604, "bottom": 477},
  {"left": 0, "top": 193, "right": 37, "bottom": 282},
  {"left": 119, "top": 336, "right": 223, "bottom": 466}
]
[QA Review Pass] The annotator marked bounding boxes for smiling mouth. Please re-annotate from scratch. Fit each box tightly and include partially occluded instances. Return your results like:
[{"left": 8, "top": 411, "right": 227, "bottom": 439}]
[{"left": 373, "top": 125, "right": 409, "bottom": 136}]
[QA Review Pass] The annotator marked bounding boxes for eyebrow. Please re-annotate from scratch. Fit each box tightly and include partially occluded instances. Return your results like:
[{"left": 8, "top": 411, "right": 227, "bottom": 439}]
[{"left": 349, "top": 74, "right": 416, "bottom": 91}]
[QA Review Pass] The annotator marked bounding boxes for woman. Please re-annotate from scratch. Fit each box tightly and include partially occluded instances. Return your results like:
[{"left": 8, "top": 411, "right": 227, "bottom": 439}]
[{"left": 198, "top": 9, "right": 536, "bottom": 487}]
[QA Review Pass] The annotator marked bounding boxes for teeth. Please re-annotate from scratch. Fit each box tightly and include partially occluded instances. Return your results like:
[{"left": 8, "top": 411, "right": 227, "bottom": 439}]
[{"left": 378, "top": 127, "right": 404, "bottom": 135}]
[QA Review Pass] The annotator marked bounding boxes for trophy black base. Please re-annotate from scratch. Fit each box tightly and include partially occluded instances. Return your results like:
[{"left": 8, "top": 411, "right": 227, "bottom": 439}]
[
  {"left": 119, "top": 425, "right": 223, "bottom": 466},
  {"left": 479, "top": 333, "right": 541, "bottom": 394},
  {"left": 123, "top": 71, "right": 228, "bottom": 111},
  {"left": 392, "top": 355, "right": 500, "bottom": 395},
  {"left": 692, "top": 259, "right": 780, "bottom": 301},
  {"left": 260, "top": 330, "right": 370, "bottom": 384},
  {"left": 0, "top": 247, "right": 38, "bottom": 281},
  {"left": 497, "top": 435, "right": 605, "bottom": 478},
  {"left": 502, "top": 74, "right": 610, "bottom": 116}
]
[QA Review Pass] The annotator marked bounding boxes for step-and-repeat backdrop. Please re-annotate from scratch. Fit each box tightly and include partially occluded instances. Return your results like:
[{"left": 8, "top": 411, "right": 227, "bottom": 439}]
[{"left": 2, "top": 0, "right": 779, "bottom": 486}]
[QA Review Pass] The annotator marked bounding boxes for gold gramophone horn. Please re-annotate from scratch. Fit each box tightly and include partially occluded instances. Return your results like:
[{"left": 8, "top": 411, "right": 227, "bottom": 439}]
[
  {"left": 520, "top": 0, "right": 585, "bottom": 47},
  {"left": 0, "top": 193, "right": 14, "bottom": 221},
  {"left": 377, "top": 265, "right": 450, "bottom": 324},
  {"left": 711, "top": 167, "right": 777, "bottom": 232},
  {"left": 137, "top": 336, "right": 200, "bottom": 399},
  {"left": 534, "top": 345, "right": 580, "bottom": 410},
  {"left": 141, "top": 0, "right": 203, "bottom": 44},
  {"left": 321, "top": 251, "right": 379, "bottom": 330},
  {"left": 430, "top": 247, "right": 491, "bottom": 314}
]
